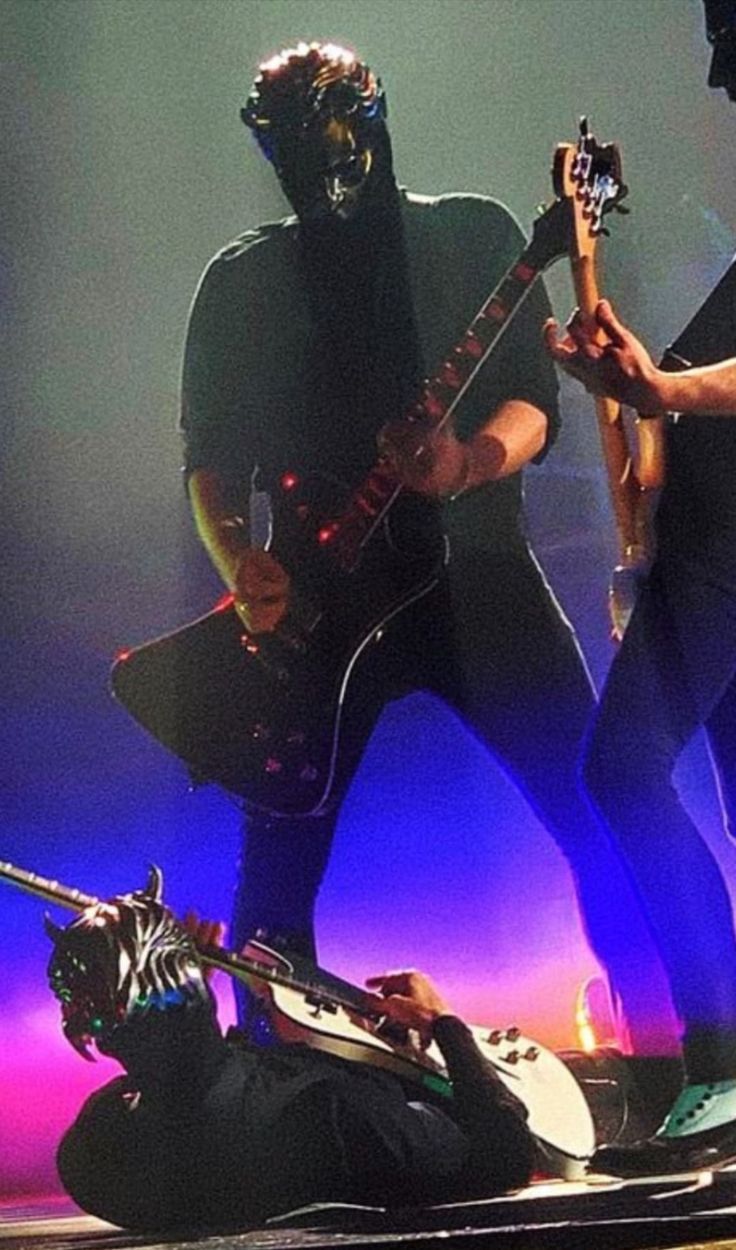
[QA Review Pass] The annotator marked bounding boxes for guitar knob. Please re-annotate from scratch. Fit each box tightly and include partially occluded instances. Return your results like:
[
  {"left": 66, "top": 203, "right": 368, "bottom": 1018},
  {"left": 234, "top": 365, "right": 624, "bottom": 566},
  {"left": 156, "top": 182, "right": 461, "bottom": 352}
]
[
  {"left": 299, "top": 764, "right": 318, "bottom": 783},
  {"left": 486, "top": 1030, "right": 503, "bottom": 1046},
  {"left": 503, "top": 1050, "right": 521, "bottom": 1065},
  {"left": 505, "top": 1026, "right": 521, "bottom": 1042},
  {"left": 524, "top": 1046, "right": 540, "bottom": 1062},
  {"left": 264, "top": 757, "right": 283, "bottom": 775}
]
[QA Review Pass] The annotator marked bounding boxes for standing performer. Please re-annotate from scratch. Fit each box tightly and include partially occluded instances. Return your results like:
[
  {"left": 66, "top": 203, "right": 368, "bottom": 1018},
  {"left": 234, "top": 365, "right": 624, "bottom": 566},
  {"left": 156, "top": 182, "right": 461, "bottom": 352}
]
[
  {"left": 181, "top": 42, "right": 666, "bottom": 1047},
  {"left": 546, "top": 0, "right": 736, "bottom": 1175}
]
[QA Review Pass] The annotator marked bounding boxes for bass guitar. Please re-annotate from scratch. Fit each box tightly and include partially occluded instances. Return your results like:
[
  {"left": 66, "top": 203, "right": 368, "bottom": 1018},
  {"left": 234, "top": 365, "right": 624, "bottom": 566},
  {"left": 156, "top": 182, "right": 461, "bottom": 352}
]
[
  {"left": 111, "top": 123, "right": 628, "bottom": 816},
  {"left": 556, "top": 118, "right": 665, "bottom": 639},
  {"left": 0, "top": 858, "right": 595, "bottom": 1179}
]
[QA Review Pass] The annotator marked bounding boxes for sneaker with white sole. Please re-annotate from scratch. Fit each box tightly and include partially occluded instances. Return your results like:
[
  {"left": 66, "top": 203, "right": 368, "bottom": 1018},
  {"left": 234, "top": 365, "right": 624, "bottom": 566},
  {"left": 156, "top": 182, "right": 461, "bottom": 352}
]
[{"left": 591, "top": 1080, "right": 736, "bottom": 1177}]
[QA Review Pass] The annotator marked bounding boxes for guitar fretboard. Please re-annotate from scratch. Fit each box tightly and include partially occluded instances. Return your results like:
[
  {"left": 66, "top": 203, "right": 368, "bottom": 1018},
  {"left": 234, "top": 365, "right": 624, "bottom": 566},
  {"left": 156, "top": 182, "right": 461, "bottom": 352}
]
[
  {"left": 326, "top": 238, "right": 549, "bottom": 569},
  {"left": 0, "top": 860, "right": 375, "bottom": 1022}
]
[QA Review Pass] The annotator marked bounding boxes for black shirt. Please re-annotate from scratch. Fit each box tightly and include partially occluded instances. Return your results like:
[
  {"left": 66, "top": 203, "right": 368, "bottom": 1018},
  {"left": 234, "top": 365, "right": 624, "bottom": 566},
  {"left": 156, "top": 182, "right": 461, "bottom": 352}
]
[
  {"left": 656, "top": 256, "right": 736, "bottom": 585},
  {"left": 57, "top": 1014, "right": 534, "bottom": 1231},
  {"left": 181, "top": 191, "right": 560, "bottom": 555}
]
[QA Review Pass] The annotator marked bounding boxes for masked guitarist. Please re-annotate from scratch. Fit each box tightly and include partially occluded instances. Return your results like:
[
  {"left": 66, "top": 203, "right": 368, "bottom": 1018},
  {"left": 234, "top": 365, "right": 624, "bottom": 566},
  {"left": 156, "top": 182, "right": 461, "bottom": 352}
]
[
  {"left": 545, "top": 0, "right": 736, "bottom": 1176},
  {"left": 180, "top": 42, "right": 667, "bottom": 1049},
  {"left": 49, "top": 881, "right": 536, "bottom": 1228}
]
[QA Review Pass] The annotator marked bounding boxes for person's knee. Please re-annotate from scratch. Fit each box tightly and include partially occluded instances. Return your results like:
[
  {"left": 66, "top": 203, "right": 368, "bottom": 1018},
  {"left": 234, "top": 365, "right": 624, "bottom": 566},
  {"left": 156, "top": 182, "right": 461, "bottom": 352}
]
[{"left": 581, "top": 724, "right": 666, "bottom": 823}]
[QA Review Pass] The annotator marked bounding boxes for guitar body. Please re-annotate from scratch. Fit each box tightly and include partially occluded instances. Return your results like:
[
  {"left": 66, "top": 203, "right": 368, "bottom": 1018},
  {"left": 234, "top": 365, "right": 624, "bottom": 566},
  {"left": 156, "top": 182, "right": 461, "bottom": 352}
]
[
  {"left": 239, "top": 942, "right": 596, "bottom": 1179},
  {"left": 112, "top": 470, "right": 447, "bottom": 816}
]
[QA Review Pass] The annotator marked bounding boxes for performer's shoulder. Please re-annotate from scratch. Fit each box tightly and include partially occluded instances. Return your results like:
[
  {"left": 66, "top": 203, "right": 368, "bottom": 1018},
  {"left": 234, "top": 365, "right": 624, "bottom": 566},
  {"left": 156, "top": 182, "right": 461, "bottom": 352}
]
[
  {"left": 402, "top": 189, "right": 521, "bottom": 237},
  {"left": 218, "top": 215, "right": 298, "bottom": 261},
  {"left": 198, "top": 216, "right": 299, "bottom": 286}
]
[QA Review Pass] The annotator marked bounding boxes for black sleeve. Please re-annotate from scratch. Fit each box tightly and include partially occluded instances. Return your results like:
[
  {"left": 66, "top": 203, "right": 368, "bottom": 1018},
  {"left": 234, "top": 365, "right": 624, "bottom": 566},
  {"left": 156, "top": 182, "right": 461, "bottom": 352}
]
[
  {"left": 57, "top": 1078, "right": 201, "bottom": 1230},
  {"left": 179, "top": 254, "right": 256, "bottom": 490},
  {"left": 432, "top": 1014, "right": 536, "bottom": 1193},
  {"left": 57, "top": 1009, "right": 233, "bottom": 1230}
]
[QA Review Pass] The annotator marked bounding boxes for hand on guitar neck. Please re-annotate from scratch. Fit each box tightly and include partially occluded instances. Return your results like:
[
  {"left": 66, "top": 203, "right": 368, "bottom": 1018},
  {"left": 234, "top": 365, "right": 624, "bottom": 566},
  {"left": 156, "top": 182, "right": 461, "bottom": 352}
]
[
  {"left": 544, "top": 299, "right": 664, "bottom": 416},
  {"left": 378, "top": 419, "right": 471, "bottom": 498},
  {"left": 545, "top": 301, "right": 666, "bottom": 642}
]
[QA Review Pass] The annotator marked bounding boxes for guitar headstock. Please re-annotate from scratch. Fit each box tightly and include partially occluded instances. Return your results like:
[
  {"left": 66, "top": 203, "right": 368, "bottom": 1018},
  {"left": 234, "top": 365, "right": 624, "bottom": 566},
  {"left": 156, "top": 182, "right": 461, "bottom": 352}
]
[
  {"left": 553, "top": 116, "right": 629, "bottom": 260},
  {"left": 527, "top": 117, "right": 628, "bottom": 272}
]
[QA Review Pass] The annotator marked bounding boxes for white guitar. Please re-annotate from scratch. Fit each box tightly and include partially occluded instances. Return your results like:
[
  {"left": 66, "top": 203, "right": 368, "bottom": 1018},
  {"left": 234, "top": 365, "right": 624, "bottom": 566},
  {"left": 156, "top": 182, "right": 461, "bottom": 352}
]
[{"left": 0, "top": 860, "right": 595, "bottom": 1178}]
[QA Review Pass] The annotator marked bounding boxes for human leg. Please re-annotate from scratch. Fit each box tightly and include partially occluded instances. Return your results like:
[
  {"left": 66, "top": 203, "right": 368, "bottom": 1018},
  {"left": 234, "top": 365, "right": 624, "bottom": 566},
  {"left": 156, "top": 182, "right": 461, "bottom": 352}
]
[
  {"left": 583, "top": 561, "right": 736, "bottom": 1079},
  {"left": 706, "top": 673, "right": 736, "bottom": 843},
  {"left": 230, "top": 615, "right": 417, "bottom": 1027},
  {"left": 581, "top": 561, "right": 736, "bottom": 1173},
  {"left": 431, "top": 547, "right": 677, "bottom": 1053}
]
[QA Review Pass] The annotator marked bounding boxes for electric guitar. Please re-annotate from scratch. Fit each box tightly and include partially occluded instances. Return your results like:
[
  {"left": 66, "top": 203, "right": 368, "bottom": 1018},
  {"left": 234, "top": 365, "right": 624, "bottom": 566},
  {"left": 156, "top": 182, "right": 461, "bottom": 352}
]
[
  {"left": 111, "top": 123, "right": 628, "bottom": 816},
  {"left": 0, "top": 858, "right": 595, "bottom": 1179}
]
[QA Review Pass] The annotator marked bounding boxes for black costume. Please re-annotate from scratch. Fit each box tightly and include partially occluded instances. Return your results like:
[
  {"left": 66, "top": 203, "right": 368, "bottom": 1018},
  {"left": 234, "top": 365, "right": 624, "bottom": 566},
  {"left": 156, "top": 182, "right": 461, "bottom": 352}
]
[
  {"left": 181, "top": 188, "right": 669, "bottom": 1047},
  {"left": 59, "top": 1014, "right": 535, "bottom": 1230},
  {"left": 584, "top": 258, "right": 736, "bottom": 1087},
  {"left": 50, "top": 882, "right": 534, "bottom": 1231}
]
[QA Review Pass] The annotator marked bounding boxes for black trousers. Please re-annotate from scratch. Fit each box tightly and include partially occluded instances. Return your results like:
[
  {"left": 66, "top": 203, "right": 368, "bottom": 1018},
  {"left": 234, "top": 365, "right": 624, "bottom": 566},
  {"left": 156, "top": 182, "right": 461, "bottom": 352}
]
[
  {"left": 584, "top": 552, "right": 736, "bottom": 1081},
  {"left": 233, "top": 544, "right": 672, "bottom": 1046}
]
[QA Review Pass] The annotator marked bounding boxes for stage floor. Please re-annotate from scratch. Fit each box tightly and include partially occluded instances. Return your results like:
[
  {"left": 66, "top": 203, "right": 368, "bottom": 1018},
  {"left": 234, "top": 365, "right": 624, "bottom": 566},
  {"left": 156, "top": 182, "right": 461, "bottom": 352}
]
[{"left": 5, "top": 1171, "right": 736, "bottom": 1250}]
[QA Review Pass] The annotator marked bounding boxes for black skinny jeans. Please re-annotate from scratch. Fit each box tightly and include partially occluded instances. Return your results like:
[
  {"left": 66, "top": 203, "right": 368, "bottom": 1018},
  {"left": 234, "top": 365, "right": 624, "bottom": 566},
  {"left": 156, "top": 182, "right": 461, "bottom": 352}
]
[
  {"left": 584, "top": 553, "right": 736, "bottom": 1082},
  {"left": 233, "top": 545, "right": 673, "bottom": 1048}
]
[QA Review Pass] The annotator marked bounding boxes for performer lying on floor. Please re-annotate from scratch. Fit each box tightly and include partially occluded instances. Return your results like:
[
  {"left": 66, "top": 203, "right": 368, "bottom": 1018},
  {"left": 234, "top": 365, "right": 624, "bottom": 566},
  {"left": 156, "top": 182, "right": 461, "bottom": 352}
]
[{"left": 50, "top": 877, "right": 535, "bottom": 1231}]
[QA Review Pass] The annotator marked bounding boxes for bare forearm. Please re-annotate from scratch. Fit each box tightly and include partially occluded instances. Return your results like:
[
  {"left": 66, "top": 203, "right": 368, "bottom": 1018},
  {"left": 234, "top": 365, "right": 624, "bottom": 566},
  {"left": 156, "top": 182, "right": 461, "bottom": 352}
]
[
  {"left": 651, "top": 358, "right": 736, "bottom": 417},
  {"left": 462, "top": 400, "right": 548, "bottom": 490}
]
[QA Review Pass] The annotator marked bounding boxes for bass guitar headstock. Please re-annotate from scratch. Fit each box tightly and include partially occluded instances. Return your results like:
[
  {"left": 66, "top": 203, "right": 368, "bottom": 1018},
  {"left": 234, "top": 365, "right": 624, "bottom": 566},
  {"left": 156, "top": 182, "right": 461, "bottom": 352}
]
[
  {"left": 553, "top": 116, "right": 629, "bottom": 261},
  {"left": 526, "top": 116, "right": 628, "bottom": 273}
]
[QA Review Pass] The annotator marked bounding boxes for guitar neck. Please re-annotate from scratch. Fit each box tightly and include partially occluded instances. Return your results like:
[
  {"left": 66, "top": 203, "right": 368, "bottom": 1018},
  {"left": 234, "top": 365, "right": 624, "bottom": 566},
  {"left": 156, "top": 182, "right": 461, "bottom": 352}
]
[
  {"left": 570, "top": 253, "right": 660, "bottom": 564},
  {"left": 0, "top": 860, "right": 375, "bottom": 1023},
  {"left": 196, "top": 941, "right": 374, "bottom": 1020},
  {"left": 329, "top": 219, "right": 567, "bottom": 567},
  {"left": 0, "top": 860, "right": 98, "bottom": 912}
]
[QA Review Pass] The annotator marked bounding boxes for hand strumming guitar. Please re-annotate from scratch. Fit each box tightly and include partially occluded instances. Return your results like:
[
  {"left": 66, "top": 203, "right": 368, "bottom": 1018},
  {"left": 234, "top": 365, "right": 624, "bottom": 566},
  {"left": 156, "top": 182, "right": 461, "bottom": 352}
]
[
  {"left": 365, "top": 969, "right": 452, "bottom": 1047},
  {"left": 187, "top": 467, "right": 290, "bottom": 634},
  {"left": 232, "top": 548, "right": 290, "bottom": 634}
]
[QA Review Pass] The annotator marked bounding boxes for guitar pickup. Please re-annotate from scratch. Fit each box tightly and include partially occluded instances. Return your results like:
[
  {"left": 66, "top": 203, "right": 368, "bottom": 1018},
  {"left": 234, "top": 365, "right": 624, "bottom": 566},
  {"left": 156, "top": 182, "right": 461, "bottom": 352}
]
[{"left": 304, "top": 993, "right": 338, "bottom": 1015}]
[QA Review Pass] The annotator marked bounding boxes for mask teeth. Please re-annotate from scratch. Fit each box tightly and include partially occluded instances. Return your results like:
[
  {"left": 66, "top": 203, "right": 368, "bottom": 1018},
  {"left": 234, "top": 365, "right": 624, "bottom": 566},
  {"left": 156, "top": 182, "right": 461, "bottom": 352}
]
[{"left": 66, "top": 1027, "right": 96, "bottom": 1062}]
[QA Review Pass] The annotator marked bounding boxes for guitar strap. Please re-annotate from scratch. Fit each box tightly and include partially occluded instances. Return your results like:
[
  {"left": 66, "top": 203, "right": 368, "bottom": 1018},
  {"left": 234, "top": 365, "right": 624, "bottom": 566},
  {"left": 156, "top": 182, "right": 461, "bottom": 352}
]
[{"left": 661, "top": 255, "right": 736, "bottom": 371}]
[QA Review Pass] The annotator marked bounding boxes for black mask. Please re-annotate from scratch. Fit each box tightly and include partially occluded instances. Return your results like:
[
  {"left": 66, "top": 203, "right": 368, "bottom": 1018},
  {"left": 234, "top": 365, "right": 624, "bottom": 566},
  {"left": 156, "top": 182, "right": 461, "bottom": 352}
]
[{"left": 241, "top": 43, "right": 388, "bottom": 222}]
